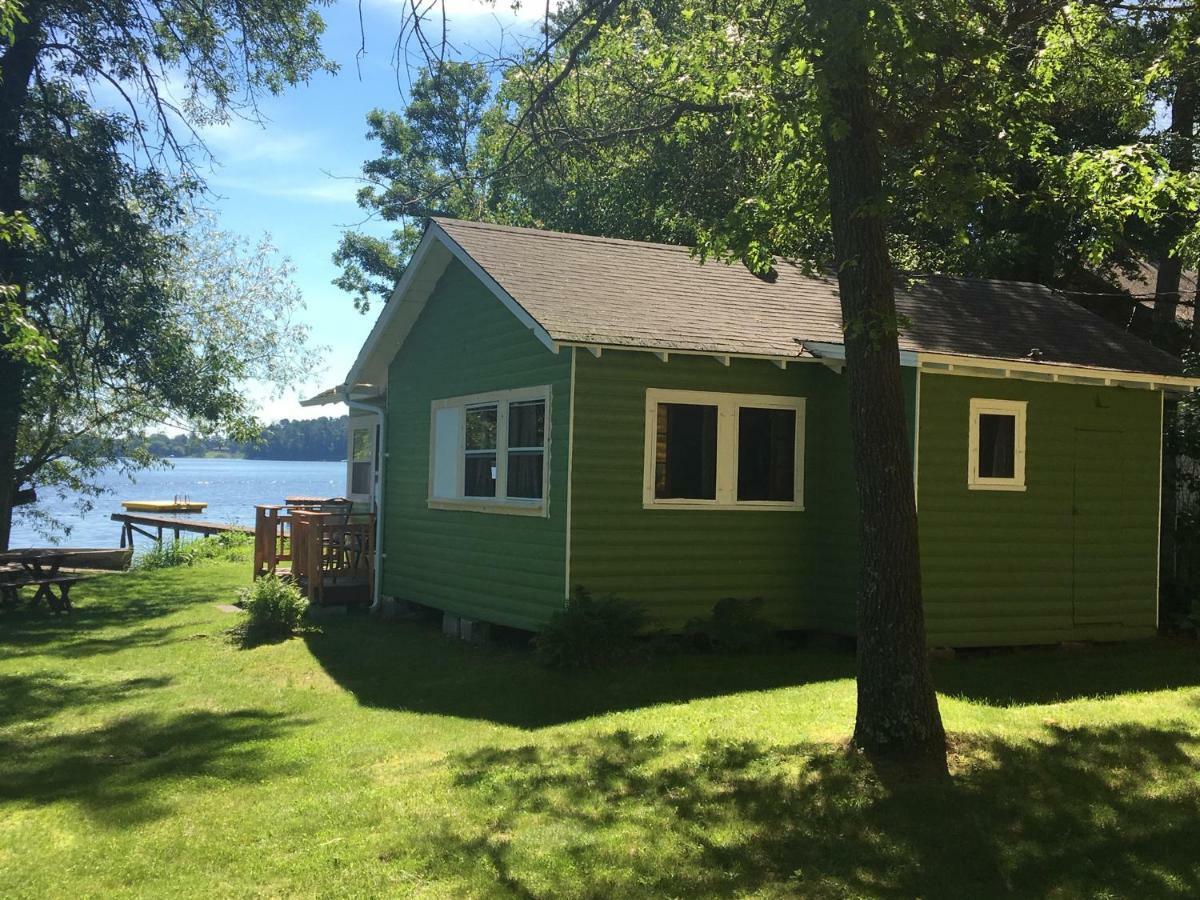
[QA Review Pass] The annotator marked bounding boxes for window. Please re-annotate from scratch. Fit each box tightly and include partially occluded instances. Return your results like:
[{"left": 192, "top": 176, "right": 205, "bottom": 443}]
[
  {"left": 349, "top": 426, "right": 373, "bottom": 497},
  {"left": 968, "top": 398, "right": 1027, "bottom": 491},
  {"left": 429, "top": 386, "right": 550, "bottom": 515},
  {"left": 655, "top": 403, "right": 717, "bottom": 499},
  {"left": 643, "top": 389, "right": 805, "bottom": 509}
]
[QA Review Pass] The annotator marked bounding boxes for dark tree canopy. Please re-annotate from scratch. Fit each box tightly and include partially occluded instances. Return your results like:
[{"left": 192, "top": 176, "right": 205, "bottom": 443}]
[{"left": 0, "top": 0, "right": 336, "bottom": 548}]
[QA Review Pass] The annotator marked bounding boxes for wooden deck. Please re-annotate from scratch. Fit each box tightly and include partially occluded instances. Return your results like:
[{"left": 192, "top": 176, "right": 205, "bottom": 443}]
[
  {"left": 254, "top": 504, "right": 373, "bottom": 606},
  {"left": 111, "top": 512, "right": 253, "bottom": 548}
]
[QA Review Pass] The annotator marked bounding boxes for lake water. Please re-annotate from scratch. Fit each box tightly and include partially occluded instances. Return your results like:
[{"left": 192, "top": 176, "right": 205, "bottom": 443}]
[{"left": 10, "top": 457, "right": 346, "bottom": 548}]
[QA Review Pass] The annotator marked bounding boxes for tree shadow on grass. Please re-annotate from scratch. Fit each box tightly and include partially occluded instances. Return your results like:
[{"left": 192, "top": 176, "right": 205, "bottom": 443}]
[
  {"left": 420, "top": 723, "right": 1200, "bottom": 899},
  {"left": 932, "top": 638, "right": 1200, "bottom": 706},
  {"left": 305, "top": 614, "right": 1200, "bottom": 728},
  {"left": 304, "top": 615, "right": 855, "bottom": 728},
  {"left": 0, "top": 708, "right": 298, "bottom": 827},
  {"left": 0, "top": 570, "right": 238, "bottom": 659},
  {"left": 0, "top": 671, "right": 172, "bottom": 728}
]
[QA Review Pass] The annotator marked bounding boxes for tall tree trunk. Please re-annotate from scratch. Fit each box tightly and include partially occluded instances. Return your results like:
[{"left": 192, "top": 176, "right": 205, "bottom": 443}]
[
  {"left": 808, "top": 0, "right": 946, "bottom": 764},
  {"left": 0, "top": 10, "right": 43, "bottom": 550},
  {"left": 1154, "top": 61, "right": 1195, "bottom": 344}
]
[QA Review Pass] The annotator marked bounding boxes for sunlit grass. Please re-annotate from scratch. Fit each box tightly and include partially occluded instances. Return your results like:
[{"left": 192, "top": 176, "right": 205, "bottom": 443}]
[{"left": 1, "top": 561, "right": 1198, "bottom": 897}]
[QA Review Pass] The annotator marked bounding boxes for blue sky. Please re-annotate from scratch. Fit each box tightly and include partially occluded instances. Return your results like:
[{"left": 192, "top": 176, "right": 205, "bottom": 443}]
[{"left": 176, "top": 1, "right": 549, "bottom": 422}]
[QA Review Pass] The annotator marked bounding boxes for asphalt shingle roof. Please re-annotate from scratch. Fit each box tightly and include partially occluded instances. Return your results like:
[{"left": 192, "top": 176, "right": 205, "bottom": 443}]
[{"left": 433, "top": 217, "right": 1184, "bottom": 377}]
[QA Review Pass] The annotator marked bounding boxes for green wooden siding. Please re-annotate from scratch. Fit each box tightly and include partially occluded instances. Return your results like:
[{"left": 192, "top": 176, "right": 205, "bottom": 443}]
[
  {"left": 376, "top": 255, "right": 1161, "bottom": 646},
  {"left": 916, "top": 373, "right": 1162, "bottom": 646},
  {"left": 380, "top": 260, "right": 571, "bottom": 630},
  {"left": 568, "top": 350, "right": 918, "bottom": 631}
]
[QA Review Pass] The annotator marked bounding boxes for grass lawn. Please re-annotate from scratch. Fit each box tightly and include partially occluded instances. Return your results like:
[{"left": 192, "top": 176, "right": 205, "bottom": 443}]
[{"left": 1, "top": 560, "right": 1199, "bottom": 898}]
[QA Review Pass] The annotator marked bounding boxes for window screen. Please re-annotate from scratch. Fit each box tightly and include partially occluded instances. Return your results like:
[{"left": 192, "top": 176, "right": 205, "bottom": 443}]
[
  {"left": 978, "top": 413, "right": 1016, "bottom": 479},
  {"left": 737, "top": 407, "right": 796, "bottom": 501},
  {"left": 464, "top": 404, "right": 498, "bottom": 497},
  {"left": 507, "top": 399, "right": 545, "bottom": 499},
  {"left": 655, "top": 403, "right": 718, "bottom": 499}
]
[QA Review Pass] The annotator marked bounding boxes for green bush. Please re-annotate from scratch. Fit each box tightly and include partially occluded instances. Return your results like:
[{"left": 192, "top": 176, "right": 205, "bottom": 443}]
[
  {"left": 136, "top": 533, "right": 254, "bottom": 570},
  {"left": 534, "top": 586, "right": 647, "bottom": 670},
  {"left": 685, "top": 597, "right": 777, "bottom": 653},
  {"left": 233, "top": 576, "right": 308, "bottom": 647}
]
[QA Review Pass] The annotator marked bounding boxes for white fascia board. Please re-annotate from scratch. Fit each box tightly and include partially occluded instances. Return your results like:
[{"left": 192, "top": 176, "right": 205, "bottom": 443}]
[
  {"left": 300, "top": 387, "right": 345, "bottom": 407},
  {"left": 300, "top": 384, "right": 387, "bottom": 408},
  {"left": 916, "top": 351, "right": 1200, "bottom": 391},
  {"left": 559, "top": 341, "right": 809, "bottom": 367},
  {"left": 429, "top": 221, "right": 560, "bottom": 355}
]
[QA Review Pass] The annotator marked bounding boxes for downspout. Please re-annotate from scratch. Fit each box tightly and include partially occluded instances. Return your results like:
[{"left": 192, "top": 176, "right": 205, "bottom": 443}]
[{"left": 347, "top": 395, "right": 386, "bottom": 612}]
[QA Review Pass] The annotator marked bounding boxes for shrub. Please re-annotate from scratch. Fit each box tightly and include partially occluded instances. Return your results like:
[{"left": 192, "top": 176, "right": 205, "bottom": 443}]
[
  {"left": 136, "top": 539, "right": 191, "bottom": 570},
  {"left": 534, "top": 586, "right": 647, "bottom": 670},
  {"left": 136, "top": 533, "right": 254, "bottom": 570},
  {"left": 685, "top": 597, "right": 777, "bottom": 653},
  {"left": 233, "top": 576, "right": 308, "bottom": 647}
]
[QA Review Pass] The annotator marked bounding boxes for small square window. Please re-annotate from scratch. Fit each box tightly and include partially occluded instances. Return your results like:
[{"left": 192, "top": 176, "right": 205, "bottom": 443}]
[
  {"left": 977, "top": 414, "right": 1016, "bottom": 479},
  {"left": 968, "top": 399, "right": 1027, "bottom": 491}
]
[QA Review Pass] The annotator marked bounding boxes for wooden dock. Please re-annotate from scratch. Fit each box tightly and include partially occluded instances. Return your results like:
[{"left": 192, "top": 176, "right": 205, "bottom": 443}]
[{"left": 111, "top": 512, "right": 253, "bottom": 548}]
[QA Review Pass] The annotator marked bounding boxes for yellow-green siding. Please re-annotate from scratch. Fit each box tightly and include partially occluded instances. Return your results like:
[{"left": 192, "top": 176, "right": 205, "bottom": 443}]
[
  {"left": 380, "top": 261, "right": 572, "bottom": 629},
  {"left": 375, "top": 260, "right": 1162, "bottom": 645},
  {"left": 567, "top": 350, "right": 917, "bottom": 631},
  {"left": 916, "top": 373, "right": 1162, "bottom": 646}
]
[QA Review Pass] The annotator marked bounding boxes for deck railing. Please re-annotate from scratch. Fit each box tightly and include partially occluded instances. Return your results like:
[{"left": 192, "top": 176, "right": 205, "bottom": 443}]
[{"left": 254, "top": 501, "right": 372, "bottom": 605}]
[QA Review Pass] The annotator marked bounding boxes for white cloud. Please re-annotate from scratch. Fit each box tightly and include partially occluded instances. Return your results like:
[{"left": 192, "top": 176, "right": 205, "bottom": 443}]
[
  {"left": 200, "top": 118, "right": 318, "bottom": 163},
  {"left": 212, "top": 174, "right": 360, "bottom": 205}
]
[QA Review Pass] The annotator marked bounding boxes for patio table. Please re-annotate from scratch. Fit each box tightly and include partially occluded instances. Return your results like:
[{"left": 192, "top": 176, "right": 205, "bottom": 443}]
[{"left": 0, "top": 550, "right": 93, "bottom": 613}]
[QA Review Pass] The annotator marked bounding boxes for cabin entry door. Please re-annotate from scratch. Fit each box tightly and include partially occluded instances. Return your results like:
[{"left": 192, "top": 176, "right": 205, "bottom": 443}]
[{"left": 1071, "top": 430, "right": 1128, "bottom": 627}]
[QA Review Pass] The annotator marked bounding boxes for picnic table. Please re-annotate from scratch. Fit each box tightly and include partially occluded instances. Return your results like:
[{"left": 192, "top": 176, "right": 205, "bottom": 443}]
[{"left": 0, "top": 549, "right": 96, "bottom": 613}]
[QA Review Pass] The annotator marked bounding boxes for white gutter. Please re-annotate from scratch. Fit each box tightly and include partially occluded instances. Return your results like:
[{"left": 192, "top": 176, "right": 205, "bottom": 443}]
[{"left": 347, "top": 393, "right": 387, "bottom": 613}]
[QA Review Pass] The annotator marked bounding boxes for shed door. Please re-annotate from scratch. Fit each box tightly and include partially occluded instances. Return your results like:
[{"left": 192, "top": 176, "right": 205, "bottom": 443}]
[{"left": 1072, "top": 430, "right": 1128, "bottom": 626}]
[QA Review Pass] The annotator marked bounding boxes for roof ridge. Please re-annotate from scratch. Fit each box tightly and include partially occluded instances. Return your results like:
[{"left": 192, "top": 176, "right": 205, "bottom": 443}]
[
  {"left": 432, "top": 217, "right": 695, "bottom": 255},
  {"left": 897, "top": 271, "right": 1053, "bottom": 291}
]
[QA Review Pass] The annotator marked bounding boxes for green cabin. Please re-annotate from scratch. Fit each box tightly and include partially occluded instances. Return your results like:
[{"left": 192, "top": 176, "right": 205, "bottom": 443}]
[{"left": 307, "top": 218, "right": 1200, "bottom": 647}]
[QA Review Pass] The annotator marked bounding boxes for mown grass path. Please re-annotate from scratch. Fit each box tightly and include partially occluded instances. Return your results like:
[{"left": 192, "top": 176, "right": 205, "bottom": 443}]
[{"left": 1, "top": 561, "right": 1198, "bottom": 897}]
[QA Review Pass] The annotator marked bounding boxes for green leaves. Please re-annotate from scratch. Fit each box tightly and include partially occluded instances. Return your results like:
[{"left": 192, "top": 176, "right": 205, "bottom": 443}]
[{"left": 334, "top": 63, "right": 493, "bottom": 311}]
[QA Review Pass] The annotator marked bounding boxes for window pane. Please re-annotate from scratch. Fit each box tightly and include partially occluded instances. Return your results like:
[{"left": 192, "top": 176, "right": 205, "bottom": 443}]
[
  {"left": 351, "top": 428, "right": 371, "bottom": 462},
  {"left": 465, "top": 405, "right": 497, "bottom": 451},
  {"left": 350, "top": 460, "right": 372, "bottom": 495},
  {"left": 507, "top": 451, "right": 544, "bottom": 499},
  {"left": 465, "top": 453, "right": 497, "bottom": 497},
  {"left": 737, "top": 407, "right": 796, "bottom": 501},
  {"left": 509, "top": 400, "right": 545, "bottom": 449},
  {"left": 978, "top": 413, "right": 1016, "bottom": 478},
  {"left": 655, "top": 403, "right": 717, "bottom": 499}
]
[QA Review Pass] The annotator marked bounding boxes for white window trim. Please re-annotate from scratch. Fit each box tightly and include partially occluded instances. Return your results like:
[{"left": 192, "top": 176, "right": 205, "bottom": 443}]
[
  {"left": 642, "top": 388, "right": 806, "bottom": 511},
  {"left": 967, "top": 397, "right": 1027, "bottom": 492},
  {"left": 346, "top": 423, "right": 374, "bottom": 502},
  {"left": 428, "top": 385, "right": 551, "bottom": 517}
]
